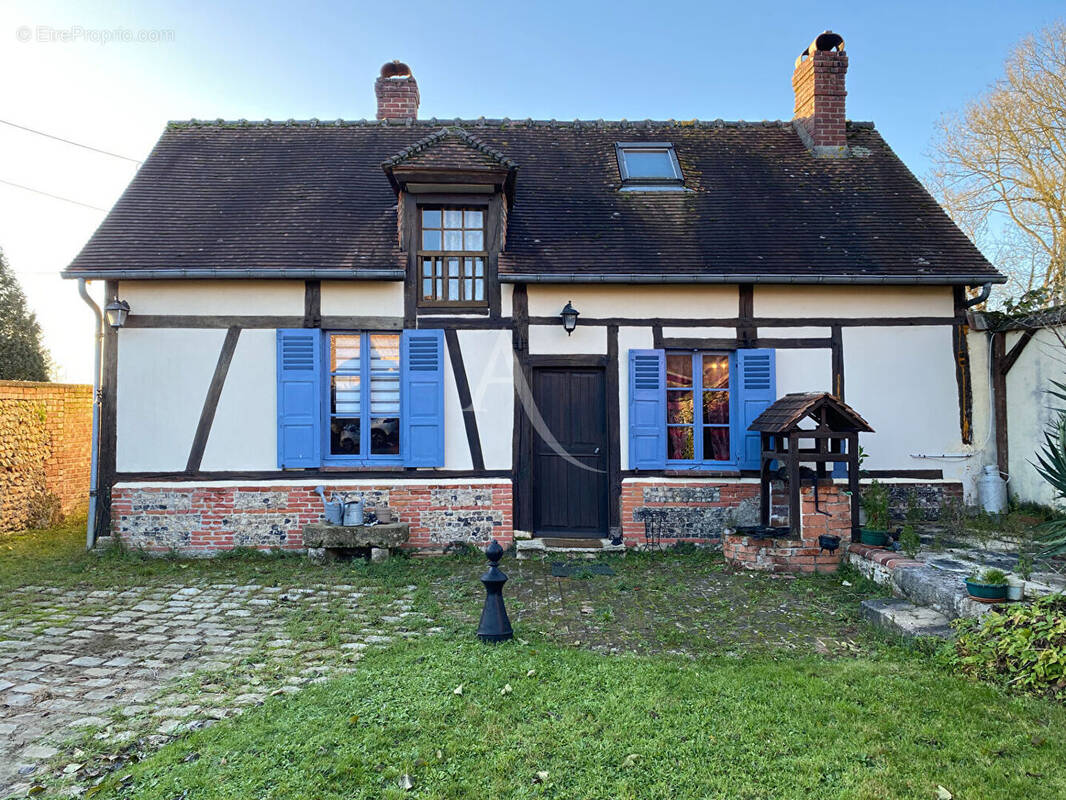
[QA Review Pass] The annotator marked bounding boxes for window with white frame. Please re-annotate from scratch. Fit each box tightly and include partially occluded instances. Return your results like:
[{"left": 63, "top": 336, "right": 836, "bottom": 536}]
[{"left": 327, "top": 332, "right": 401, "bottom": 461}]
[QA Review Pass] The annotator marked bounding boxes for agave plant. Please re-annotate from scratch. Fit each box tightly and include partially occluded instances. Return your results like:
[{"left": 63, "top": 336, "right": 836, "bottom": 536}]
[{"left": 1032, "top": 380, "right": 1066, "bottom": 556}]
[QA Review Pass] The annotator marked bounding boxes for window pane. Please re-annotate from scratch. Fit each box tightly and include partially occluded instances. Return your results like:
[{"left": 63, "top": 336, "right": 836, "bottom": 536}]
[
  {"left": 667, "top": 390, "right": 693, "bottom": 424},
  {"left": 464, "top": 230, "right": 483, "bottom": 250},
  {"left": 370, "top": 418, "right": 400, "bottom": 455},
  {"left": 623, "top": 148, "right": 675, "bottom": 178},
  {"left": 422, "top": 209, "right": 441, "bottom": 228},
  {"left": 474, "top": 257, "right": 484, "bottom": 277},
  {"left": 422, "top": 259, "right": 433, "bottom": 277},
  {"left": 703, "top": 427, "right": 730, "bottom": 461},
  {"left": 464, "top": 278, "right": 473, "bottom": 299},
  {"left": 443, "top": 209, "right": 463, "bottom": 228},
  {"left": 449, "top": 278, "right": 459, "bottom": 299},
  {"left": 422, "top": 278, "right": 433, "bottom": 299},
  {"left": 447, "top": 257, "right": 460, "bottom": 277},
  {"left": 464, "top": 210, "right": 483, "bottom": 228},
  {"left": 463, "top": 258, "right": 474, "bottom": 277},
  {"left": 369, "top": 334, "right": 400, "bottom": 415},
  {"left": 703, "top": 355, "right": 729, "bottom": 389},
  {"left": 666, "top": 354, "right": 693, "bottom": 388},
  {"left": 331, "top": 375, "right": 361, "bottom": 414},
  {"left": 474, "top": 278, "right": 484, "bottom": 302},
  {"left": 330, "top": 418, "right": 360, "bottom": 455},
  {"left": 436, "top": 278, "right": 443, "bottom": 298},
  {"left": 703, "top": 391, "right": 729, "bottom": 424},
  {"left": 330, "top": 335, "right": 360, "bottom": 372},
  {"left": 667, "top": 427, "right": 694, "bottom": 461},
  {"left": 444, "top": 230, "right": 462, "bottom": 250},
  {"left": 422, "top": 229, "right": 441, "bottom": 250}
]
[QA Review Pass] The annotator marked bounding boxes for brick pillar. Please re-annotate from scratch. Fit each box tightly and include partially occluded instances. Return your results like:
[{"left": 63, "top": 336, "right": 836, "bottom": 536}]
[{"left": 792, "top": 32, "right": 848, "bottom": 154}]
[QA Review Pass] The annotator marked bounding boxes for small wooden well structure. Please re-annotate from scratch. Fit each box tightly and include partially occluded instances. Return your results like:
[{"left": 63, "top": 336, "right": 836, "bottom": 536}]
[{"left": 749, "top": 392, "right": 874, "bottom": 539}]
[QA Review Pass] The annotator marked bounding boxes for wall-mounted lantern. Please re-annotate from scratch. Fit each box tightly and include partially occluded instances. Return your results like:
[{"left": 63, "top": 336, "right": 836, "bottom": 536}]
[
  {"left": 104, "top": 299, "right": 130, "bottom": 329},
  {"left": 560, "top": 301, "right": 579, "bottom": 336}
]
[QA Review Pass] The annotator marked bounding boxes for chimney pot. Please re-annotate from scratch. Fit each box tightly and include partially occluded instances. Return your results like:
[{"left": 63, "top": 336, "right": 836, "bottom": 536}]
[
  {"left": 375, "top": 60, "right": 419, "bottom": 121},
  {"left": 792, "top": 31, "right": 848, "bottom": 156}
]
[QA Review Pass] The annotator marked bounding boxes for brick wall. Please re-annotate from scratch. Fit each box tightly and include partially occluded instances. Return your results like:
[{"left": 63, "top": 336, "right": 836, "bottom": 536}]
[
  {"left": 0, "top": 381, "right": 92, "bottom": 533},
  {"left": 111, "top": 481, "right": 513, "bottom": 555}
]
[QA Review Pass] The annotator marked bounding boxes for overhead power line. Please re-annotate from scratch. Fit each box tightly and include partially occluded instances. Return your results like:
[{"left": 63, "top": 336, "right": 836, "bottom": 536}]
[
  {"left": 0, "top": 178, "right": 108, "bottom": 212},
  {"left": 0, "top": 119, "right": 143, "bottom": 164}
]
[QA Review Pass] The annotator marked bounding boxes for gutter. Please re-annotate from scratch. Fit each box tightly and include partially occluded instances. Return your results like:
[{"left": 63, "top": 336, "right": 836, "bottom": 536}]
[
  {"left": 499, "top": 273, "right": 1007, "bottom": 285},
  {"left": 76, "top": 279, "right": 103, "bottom": 551},
  {"left": 60, "top": 268, "right": 406, "bottom": 281}
]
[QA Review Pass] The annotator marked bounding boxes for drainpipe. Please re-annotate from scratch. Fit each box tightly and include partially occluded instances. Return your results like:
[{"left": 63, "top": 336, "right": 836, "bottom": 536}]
[
  {"left": 77, "top": 279, "right": 103, "bottom": 550},
  {"left": 962, "top": 282, "right": 993, "bottom": 309}
]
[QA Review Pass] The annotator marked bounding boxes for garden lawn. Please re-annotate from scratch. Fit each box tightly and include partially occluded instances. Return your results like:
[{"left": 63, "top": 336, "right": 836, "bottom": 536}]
[{"left": 97, "top": 636, "right": 1066, "bottom": 800}]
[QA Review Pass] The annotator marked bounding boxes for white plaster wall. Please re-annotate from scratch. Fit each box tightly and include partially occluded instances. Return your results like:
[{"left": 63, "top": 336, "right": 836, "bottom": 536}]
[
  {"left": 119, "top": 281, "right": 304, "bottom": 316},
  {"left": 776, "top": 349, "right": 832, "bottom": 396},
  {"left": 1004, "top": 327, "right": 1066, "bottom": 508},
  {"left": 443, "top": 345, "right": 473, "bottom": 470},
  {"left": 527, "top": 285, "right": 738, "bottom": 319},
  {"left": 320, "top": 281, "right": 404, "bottom": 317},
  {"left": 617, "top": 326, "right": 655, "bottom": 471},
  {"left": 661, "top": 327, "right": 736, "bottom": 339},
  {"left": 500, "top": 283, "right": 514, "bottom": 317},
  {"left": 769, "top": 327, "right": 833, "bottom": 339},
  {"left": 843, "top": 326, "right": 971, "bottom": 482},
  {"left": 200, "top": 330, "right": 277, "bottom": 471},
  {"left": 753, "top": 286, "right": 954, "bottom": 318},
  {"left": 529, "top": 324, "right": 607, "bottom": 355},
  {"left": 117, "top": 329, "right": 225, "bottom": 471},
  {"left": 459, "top": 330, "right": 514, "bottom": 470}
]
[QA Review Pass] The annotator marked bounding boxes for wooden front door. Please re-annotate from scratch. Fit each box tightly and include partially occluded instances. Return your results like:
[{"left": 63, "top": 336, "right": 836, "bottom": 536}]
[{"left": 531, "top": 367, "right": 608, "bottom": 537}]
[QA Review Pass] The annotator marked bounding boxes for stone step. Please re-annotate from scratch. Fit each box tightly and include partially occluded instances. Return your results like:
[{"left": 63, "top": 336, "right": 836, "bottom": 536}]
[
  {"left": 860, "top": 597, "right": 955, "bottom": 640},
  {"left": 515, "top": 538, "right": 625, "bottom": 560}
]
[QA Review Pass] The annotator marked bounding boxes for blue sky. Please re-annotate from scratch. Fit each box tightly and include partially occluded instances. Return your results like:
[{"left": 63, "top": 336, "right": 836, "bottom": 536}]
[{"left": 0, "top": 0, "right": 1062, "bottom": 380}]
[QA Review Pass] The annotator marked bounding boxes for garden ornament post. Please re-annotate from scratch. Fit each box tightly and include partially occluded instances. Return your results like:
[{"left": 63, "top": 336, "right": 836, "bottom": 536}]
[{"left": 477, "top": 539, "right": 514, "bottom": 643}]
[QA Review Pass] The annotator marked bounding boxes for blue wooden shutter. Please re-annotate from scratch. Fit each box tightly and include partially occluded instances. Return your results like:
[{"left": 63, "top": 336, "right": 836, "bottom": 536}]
[
  {"left": 737, "top": 348, "right": 776, "bottom": 469},
  {"left": 629, "top": 349, "right": 666, "bottom": 470},
  {"left": 402, "top": 328, "right": 445, "bottom": 467},
  {"left": 276, "top": 329, "right": 322, "bottom": 469}
]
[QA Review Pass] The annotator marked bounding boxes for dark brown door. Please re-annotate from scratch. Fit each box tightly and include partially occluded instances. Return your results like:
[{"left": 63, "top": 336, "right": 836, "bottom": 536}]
[{"left": 531, "top": 367, "right": 608, "bottom": 537}]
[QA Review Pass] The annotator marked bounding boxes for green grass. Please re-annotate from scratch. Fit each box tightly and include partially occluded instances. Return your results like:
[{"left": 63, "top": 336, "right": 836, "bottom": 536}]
[{"left": 96, "top": 637, "right": 1066, "bottom": 800}]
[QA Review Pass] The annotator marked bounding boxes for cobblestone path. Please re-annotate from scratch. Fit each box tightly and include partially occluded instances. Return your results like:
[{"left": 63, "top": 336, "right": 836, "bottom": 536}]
[{"left": 0, "top": 580, "right": 435, "bottom": 798}]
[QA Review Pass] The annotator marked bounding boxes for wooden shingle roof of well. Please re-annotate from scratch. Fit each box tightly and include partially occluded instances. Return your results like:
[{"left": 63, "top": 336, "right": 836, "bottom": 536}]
[
  {"left": 63, "top": 118, "right": 1004, "bottom": 284},
  {"left": 749, "top": 392, "right": 874, "bottom": 434}
]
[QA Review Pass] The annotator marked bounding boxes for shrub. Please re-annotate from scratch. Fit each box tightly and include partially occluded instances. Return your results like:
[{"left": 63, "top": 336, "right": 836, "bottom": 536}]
[
  {"left": 968, "top": 567, "right": 1008, "bottom": 585},
  {"left": 861, "top": 480, "right": 890, "bottom": 531},
  {"left": 900, "top": 524, "right": 921, "bottom": 559},
  {"left": 952, "top": 594, "right": 1066, "bottom": 698}
]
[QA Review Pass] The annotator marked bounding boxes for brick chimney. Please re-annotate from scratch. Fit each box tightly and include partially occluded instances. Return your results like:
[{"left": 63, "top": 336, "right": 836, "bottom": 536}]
[
  {"left": 792, "top": 32, "right": 848, "bottom": 156},
  {"left": 375, "top": 60, "right": 419, "bottom": 121}
]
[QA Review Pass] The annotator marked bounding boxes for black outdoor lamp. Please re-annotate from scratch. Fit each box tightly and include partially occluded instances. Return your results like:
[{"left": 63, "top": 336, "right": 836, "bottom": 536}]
[
  {"left": 104, "top": 299, "right": 130, "bottom": 329},
  {"left": 560, "top": 301, "right": 579, "bottom": 335}
]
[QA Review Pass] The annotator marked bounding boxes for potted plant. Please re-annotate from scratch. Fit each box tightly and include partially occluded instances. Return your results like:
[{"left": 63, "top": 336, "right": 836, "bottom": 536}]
[
  {"left": 860, "top": 479, "right": 891, "bottom": 547},
  {"left": 1009, "top": 551, "right": 1034, "bottom": 601},
  {"left": 965, "top": 568, "right": 1009, "bottom": 602}
]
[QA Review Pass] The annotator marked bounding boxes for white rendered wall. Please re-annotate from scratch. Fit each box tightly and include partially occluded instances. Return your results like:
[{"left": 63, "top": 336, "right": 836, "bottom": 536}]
[
  {"left": 320, "top": 281, "right": 404, "bottom": 317},
  {"left": 442, "top": 345, "right": 473, "bottom": 470},
  {"left": 459, "top": 330, "right": 514, "bottom": 470},
  {"left": 528, "top": 324, "right": 607, "bottom": 355},
  {"left": 119, "top": 281, "right": 304, "bottom": 316},
  {"left": 117, "top": 329, "right": 225, "bottom": 471},
  {"left": 753, "top": 286, "right": 954, "bottom": 319},
  {"left": 527, "top": 285, "right": 738, "bottom": 319},
  {"left": 200, "top": 330, "right": 277, "bottom": 471},
  {"left": 776, "top": 348, "right": 832, "bottom": 396},
  {"left": 843, "top": 326, "right": 973, "bottom": 485}
]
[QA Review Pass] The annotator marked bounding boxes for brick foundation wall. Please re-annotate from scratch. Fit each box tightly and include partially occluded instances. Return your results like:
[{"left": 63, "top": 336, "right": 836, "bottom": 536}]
[
  {"left": 0, "top": 381, "right": 92, "bottom": 532},
  {"left": 110, "top": 481, "right": 513, "bottom": 555}
]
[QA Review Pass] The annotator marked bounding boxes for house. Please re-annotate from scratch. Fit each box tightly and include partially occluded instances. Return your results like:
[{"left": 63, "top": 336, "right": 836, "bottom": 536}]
[{"left": 62, "top": 33, "right": 1004, "bottom": 554}]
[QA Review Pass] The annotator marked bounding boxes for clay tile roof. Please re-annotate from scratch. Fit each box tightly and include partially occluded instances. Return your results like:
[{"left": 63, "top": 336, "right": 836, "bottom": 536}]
[
  {"left": 62, "top": 118, "right": 1004, "bottom": 283},
  {"left": 749, "top": 392, "right": 874, "bottom": 433}
]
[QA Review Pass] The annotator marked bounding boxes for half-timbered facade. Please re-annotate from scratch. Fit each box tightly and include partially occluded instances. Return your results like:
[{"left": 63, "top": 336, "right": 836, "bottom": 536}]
[{"left": 63, "top": 35, "right": 1004, "bottom": 553}]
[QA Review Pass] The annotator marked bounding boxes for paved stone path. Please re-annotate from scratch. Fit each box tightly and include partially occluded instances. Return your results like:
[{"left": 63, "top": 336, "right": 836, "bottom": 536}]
[{"left": 0, "top": 580, "right": 435, "bottom": 798}]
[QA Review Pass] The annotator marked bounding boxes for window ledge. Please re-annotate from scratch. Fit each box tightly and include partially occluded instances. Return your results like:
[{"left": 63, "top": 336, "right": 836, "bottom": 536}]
[
  {"left": 663, "top": 469, "right": 741, "bottom": 477},
  {"left": 321, "top": 465, "right": 405, "bottom": 472}
]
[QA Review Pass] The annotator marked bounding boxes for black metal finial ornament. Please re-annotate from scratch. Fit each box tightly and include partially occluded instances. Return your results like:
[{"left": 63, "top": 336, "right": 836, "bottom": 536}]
[{"left": 477, "top": 539, "right": 513, "bottom": 643}]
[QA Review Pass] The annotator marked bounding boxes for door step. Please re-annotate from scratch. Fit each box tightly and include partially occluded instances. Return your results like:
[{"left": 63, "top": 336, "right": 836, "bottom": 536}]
[{"left": 515, "top": 537, "right": 625, "bottom": 560}]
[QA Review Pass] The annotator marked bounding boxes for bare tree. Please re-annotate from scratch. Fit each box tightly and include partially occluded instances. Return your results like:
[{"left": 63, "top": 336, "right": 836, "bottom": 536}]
[{"left": 929, "top": 21, "right": 1066, "bottom": 302}]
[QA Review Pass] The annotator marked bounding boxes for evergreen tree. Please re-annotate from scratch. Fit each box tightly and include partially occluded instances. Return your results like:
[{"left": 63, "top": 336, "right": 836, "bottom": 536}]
[{"left": 0, "top": 248, "right": 50, "bottom": 381}]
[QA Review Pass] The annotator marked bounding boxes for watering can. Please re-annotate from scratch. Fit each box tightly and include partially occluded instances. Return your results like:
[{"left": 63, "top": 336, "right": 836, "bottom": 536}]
[
  {"left": 314, "top": 486, "right": 344, "bottom": 525},
  {"left": 341, "top": 495, "right": 365, "bottom": 527}
]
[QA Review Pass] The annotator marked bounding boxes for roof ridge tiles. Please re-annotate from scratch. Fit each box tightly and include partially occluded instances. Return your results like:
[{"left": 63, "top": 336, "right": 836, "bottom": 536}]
[{"left": 166, "top": 117, "right": 877, "bottom": 131}]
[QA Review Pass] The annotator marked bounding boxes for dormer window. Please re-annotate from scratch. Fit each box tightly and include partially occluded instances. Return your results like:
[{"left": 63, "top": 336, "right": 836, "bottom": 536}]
[
  {"left": 616, "top": 142, "right": 685, "bottom": 191},
  {"left": 419, "top": 208, "right": 487, "bottom": 306}
]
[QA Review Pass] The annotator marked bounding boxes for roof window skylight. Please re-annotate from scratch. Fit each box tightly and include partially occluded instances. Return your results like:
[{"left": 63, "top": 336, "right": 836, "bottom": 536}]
[{"left": 615, "top": 142, "right": 684, "bottom": 190}]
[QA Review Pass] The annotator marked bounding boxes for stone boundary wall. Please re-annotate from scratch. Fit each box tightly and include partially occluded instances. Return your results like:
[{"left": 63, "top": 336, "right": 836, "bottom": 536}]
[
  {"left": 110, "top": 481, "right": 513, "bottom": 555},
  {"left": 0, "top": 381, "right": 92, "bottom": 533}
]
